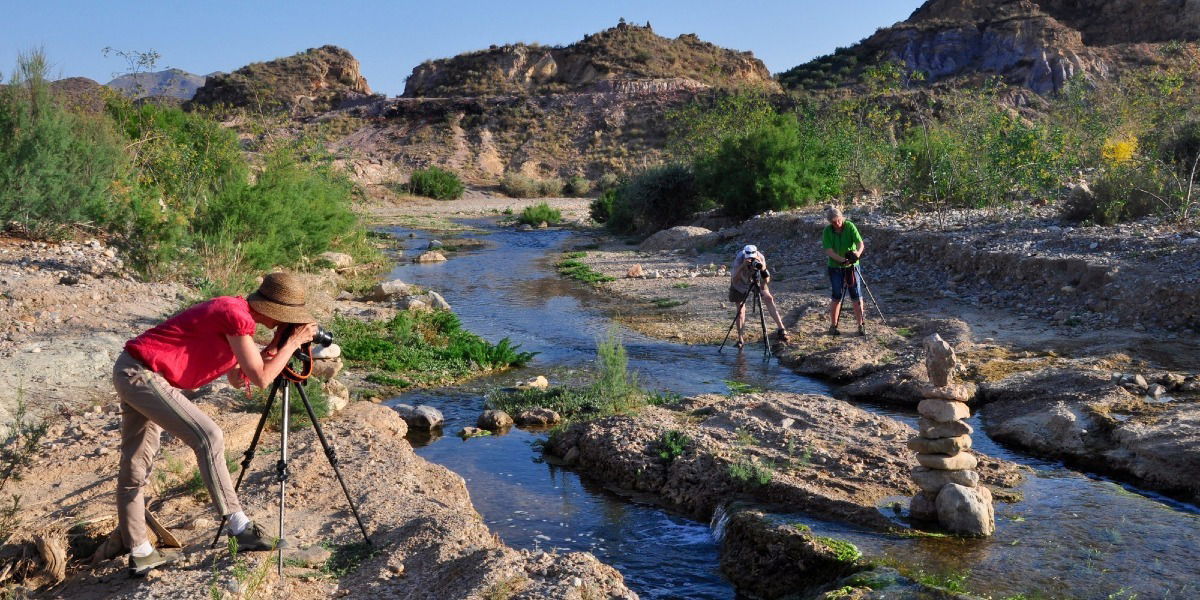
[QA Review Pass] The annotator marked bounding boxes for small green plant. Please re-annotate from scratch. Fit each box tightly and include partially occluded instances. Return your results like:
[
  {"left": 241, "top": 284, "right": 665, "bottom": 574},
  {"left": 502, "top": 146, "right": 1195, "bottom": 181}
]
[
  {"left": 728, "top": 456, "right": 773, "bottom": 486},
  {"left": 672, "top": 282, "right": 691, "bottom": 289},
  {"left": 0, "top": 393, "right": 48, "bottom": 543},
  {"left": 563, "top": 251, "right": 587, "bottom": 259},
  {"left": 518, "top": 202, "right": 562, "bottom": 226},
  {"left": 733, "top": 426, "right": 757, "bottom": 447},
  {"left": 320, "top": 541, "right": 379, "bottom": 578},
  {"left": 791, "top": 523, "right": 812, "bottom": 532},
  {"left": 817, "top": 536, "right": 862, "bottom": 562},
  {"left": 724, "top": 380, "right": 762, "bottom": 397},
  {"left": 651, "top": 298, "right": 687, "bottom": 308},
  {"left": 564, "top": 176, "right": 592, "bottom": 197},
  {"left": 556, "top": 256, "right": 615, "bottom": 284},
  {"left": 914, "top": 568, "right": 970, "bottom": 593},
  {"left": 406, "top": 166, "right": 465, "bottom": 200},
  {"left": 894, "top": 327, "right": 914, "bottom": 338},
  {"left": 657, "top": 430, "right": 690, "bottom": 462},
  {"left": 237, "top": 377, "right": 330, "bottom": 430}
]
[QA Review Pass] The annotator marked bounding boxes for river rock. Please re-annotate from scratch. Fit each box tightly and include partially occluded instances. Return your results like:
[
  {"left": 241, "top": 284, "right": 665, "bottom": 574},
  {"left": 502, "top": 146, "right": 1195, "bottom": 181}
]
[
  {"left": 911, "top": 466, "right": 980, "bottom": 493},
  {"left": 907, "top": 434, "right": 972, "bottom": 455},
  {"left": 1133, "top": 374, "right": 1148, "bottom": 389},
  {"left": 460, "top": 427, "right": 487, "bottom": 438},
  {"left": 917, "top": 399, "right": 970, "bottom": 423},
  {"left": 916, "top": 452, "right": 978, "bottom": 471},
  {"left": 936, "top": 484, "right": 995, "bottom": 537},
  {"left": 909, "top": 491, "right": 938, "bottom": 521},
  {"left": 916, "top": 383, "right": 974, "bottom": 403},
  {"left": 425, "top": 291, "right": 452, "bottom": 311},
  {"left": 515, "top": 407, "right": 562, "bottom": 427},
  {"left": 917, "top": 417, "right": 973, "bottom": 439},
  {"left": 477, "top": 410, "right": 513, "bottom": 430},
  {"left": 627, "top": 264, "right": 644, "bottom": 278},
  {"left": 516, "top": 375, "right": 549, "bottom": 390},
  {"left": 322, "top": 379, "right": 350, "bottom": 413},
  {"left": 405, "top": 405, "right": 444, "bottom": 430},
  {"left": 318, "top": 252, "right": 353, "bottom": 270},
  {"left": 366, "top": 279, "right": 410, "bottom": 301},
  {"left": 402, "top": 297, "right": 430, "bottom": 312},
  {"left": 416, "top": 251, "right": 447, "bottom": 263},
  {"left": 428, "top": 240, "right": 443, "bottom": 249},
  {"left": 923, "top": 334, "right": 957, "bottom": 387},
  {"left": 311, "top": 357, "right": 343, "bottom": 381},
  {"left": 313, "top": 343, "right": 341, "bottom": 360}
]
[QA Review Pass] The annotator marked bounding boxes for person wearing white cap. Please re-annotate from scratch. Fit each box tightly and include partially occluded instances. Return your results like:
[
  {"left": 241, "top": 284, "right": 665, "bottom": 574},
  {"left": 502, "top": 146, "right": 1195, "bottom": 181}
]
[{"left": 729, "top": 244, "right": 790, "bottom": 348}]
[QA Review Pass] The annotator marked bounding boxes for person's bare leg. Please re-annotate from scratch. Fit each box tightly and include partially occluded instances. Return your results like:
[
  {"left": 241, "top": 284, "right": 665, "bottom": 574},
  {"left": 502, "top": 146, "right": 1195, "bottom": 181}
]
[
  {"left": 760, "top": 289, "right": 787, "bottom": 332},
  {"left": 830, "top": 299, "right": 842, "bottom": 328},
  {"left": 854, "top": 299, "right": 865, "bottom": 326},
  {"left": 736, "top": 303, "right": 747, "bottom": 346}
]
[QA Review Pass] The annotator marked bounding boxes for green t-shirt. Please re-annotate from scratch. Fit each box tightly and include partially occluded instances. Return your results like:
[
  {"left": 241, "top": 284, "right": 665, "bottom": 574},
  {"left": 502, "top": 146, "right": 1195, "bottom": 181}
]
[{"left": 822, "top": 220, "right": 863, "bottom": 268}]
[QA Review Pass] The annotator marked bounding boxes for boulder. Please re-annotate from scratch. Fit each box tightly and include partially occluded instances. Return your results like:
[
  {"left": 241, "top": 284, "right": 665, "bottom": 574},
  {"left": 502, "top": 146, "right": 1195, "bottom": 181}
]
[
  {"left": 516, "top": 376, "right": 550, "bottom": 390},
  {"left": 909, "top": 491, "right": 939, "bottom": 521},
  {"left": 515, "top": 407, "right": 562, "bottom": 427},
  {"left": 366, "top": 279, "right": 410, "bottom": 301},
  {"left": 416, "top": 251, "right": 447, "bottom": 263},
  {"left": 911, "top": 466, "right": 980, "bottom": 493},
  {"left": 312, "top": 343, "right": 342, "bottom": 360},
  {"left": 907, "top": 434, "right": 972, "bottom": 455},
  {"left": 322, "top": 379, "right": 351, "bottom": 413},
  {"left": 936, "top": 484, "right": 995, "bottom": 536},
  {"left": 311, "top": 357, "right": 343, "bottom": 381},
  {"left": 923, "top": 333, "right": 958, "bottom": 387},
  {"left": 404, "top": 405, "right": 444, "bottom": 430},
  {"left": 428, "top": 240, "right": 444, "bottom": 249},
  {"left": 425, "top": 291, "right": 452, "bottom": 311},
  {"left": 318, "top": 252, "right": 354, "bottom": 270},
  {"left": 402, "top": 297, "right": 430, "bottom": 312},
  {"left": 916, "top": 452, "right": 978, "bottom": 471},
  {"left": 477, "top": 410, "right": 514, "bottom": 430},
  {"left": 916, "top": 383, "right": 974, "bottom": 403},
  {"left": 627, "top": 264, "right": 645, "bottom": 278},
  {"left": 638, "top": 226, "right": 717, "bottom": 251},
  {"left": 346, "top": 402, "right": 407, "bottom": 438},
  {"left": 917, "top": 399, "right": 970, "bottom": 423},
  {"left": 917, "top": 417, "right": 973, "bottom": 439}
]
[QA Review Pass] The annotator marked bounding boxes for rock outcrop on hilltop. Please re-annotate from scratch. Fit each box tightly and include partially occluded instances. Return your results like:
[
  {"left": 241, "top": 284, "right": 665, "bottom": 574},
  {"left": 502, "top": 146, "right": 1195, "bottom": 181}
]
[
  {"left": 189, "top": 45, "right": 373, "bottom": 114},
  {"left": 106, "top": 68, "right": 208, "bottom": 100},
  {"left": 780, "top": 0, "right": 1196, "bottom": 95},
  {"left": 403, "top": 20, "right": 779, "bottom": 97}
]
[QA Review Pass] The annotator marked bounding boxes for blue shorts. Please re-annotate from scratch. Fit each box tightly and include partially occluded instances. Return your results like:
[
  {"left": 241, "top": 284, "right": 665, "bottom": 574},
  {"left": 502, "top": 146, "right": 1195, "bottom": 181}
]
[{"left": 829, "top": 267, "right": 861, "bottom": 301}]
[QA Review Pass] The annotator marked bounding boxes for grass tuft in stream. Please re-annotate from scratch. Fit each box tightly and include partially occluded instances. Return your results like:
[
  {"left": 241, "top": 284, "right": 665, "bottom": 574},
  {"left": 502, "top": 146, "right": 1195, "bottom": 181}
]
[
  {"left": 332, "top": 311, "right": 536, "bottom": 388},
  {"left": 488, "top": 330, "right": 647, "bottom": 420},
  {"left": 556, "top": 253, "right": 614, "bottom": 284},
  {"left": 816, "top": 536, "right": 862, "bottom": 563}
]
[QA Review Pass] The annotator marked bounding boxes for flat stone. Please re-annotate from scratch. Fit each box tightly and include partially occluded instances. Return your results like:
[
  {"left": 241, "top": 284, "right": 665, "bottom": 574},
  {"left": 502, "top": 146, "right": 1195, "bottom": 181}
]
[
  {"left": 916, "top": 383, "right": 973, "bottom": 403},
  {"left": 287, "top": 545, "right": 332, "bottom": 568},
  {"left": 907, "top": 434, "right": 972, "bottom": 455},
  {"left": 918, "top": 399, "right": 971, "bottom": 423},
  {"left": 415, "top": 251, "right": 447, "bottom": 263},
  {"left": 911, "top": 466, "right": 980, "bottom": 493},
  {"left": 910, "top": 491, "right": 938, "bottom": 521},
  {"left": 917, "top": 417, "right": 973, "bottom": 439},
  {"left": 366, "top": 279, "right": 410, "bottom": 301},
  {"left": 917, "top": 452, "right": 978, "bottom": 471},
  {"left": 936, "top": 483, "right": 995, "bottom": 537}
]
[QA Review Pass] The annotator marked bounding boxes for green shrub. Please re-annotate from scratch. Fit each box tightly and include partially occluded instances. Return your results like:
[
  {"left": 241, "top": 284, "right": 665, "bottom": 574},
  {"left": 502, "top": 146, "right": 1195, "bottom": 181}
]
[
  {"left": 597, "top": 172, "right": 622, "bottom": 191},
  {"left": 518, "top": 202, "right": 561, "bottom": 226},
  {"left": 728, "top": 456, "right": 773, "bottom": 486},
  {"left": 658, "top": 430, "right": 690, "bottom": 462},
  {"left": 407, "top": 166, "right": 465, "bottom": 200},
  {"left": 589, "top": 188, "right": 617, "bottom": 224},
  {"left": 696, "top": 114, "right": 846, "bottom": 220},
  {"left": 1065, "top": 165, "right": 1164, "bottom": 225},
  {"left": 0, "top": 51, "right": 127, "bottom": 240},
  {"left": 603, "top": 165, "right": 707, "bottom": 234},
  {"left": 564, "top": 176, "right": 592, "bottom": 197}
]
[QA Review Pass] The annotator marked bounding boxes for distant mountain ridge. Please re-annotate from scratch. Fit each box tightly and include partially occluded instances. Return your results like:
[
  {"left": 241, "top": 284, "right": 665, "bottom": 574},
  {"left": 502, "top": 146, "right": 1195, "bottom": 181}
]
[
  {"left": 106, "top": 68, "right": 208, "bottom": 100},
  {"left": 403, "top": 20, "right": 780, "bottom": 97},
  {"left": 781, "top": 0, "right": 1199, "bottom": 94}
]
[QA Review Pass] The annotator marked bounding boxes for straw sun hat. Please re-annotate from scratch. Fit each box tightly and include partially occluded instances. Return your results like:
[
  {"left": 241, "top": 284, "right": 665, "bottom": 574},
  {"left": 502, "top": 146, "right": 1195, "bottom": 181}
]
[{"left": 246, "top": 272, "right": 316, "bottom": 324}]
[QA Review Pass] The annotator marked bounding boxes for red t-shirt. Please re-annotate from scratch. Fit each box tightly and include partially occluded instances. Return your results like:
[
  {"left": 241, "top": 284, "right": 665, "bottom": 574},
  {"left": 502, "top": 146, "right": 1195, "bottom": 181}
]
[{"left": 126, "top": 296, "right": 258, "bottom": 390}]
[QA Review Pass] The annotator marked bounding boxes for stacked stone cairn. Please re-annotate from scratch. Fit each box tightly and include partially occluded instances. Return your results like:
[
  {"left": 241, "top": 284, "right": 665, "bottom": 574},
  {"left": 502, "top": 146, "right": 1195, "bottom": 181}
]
[{"left": 908, "top": 333, "right": 995, "bottom": 536}]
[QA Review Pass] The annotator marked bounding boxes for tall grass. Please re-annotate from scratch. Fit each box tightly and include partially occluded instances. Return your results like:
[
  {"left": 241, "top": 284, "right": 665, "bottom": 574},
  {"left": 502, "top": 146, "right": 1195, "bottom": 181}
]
[{"left": 517, "top": 202, "right": 562, "bottom": 226}]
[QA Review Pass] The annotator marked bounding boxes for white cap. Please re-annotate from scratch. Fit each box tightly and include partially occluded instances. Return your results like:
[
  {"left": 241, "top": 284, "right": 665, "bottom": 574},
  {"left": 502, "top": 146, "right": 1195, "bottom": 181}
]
[{"left": 742, "top": 245, "right": 758, "bottom": 255}]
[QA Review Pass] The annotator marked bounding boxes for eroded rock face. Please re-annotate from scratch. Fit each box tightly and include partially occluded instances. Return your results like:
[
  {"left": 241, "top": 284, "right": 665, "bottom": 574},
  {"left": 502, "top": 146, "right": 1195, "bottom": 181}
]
[
  {"left": 638, "top": 226, "right": 717, "bottom": 251},
  {"left": 189, "top": 45, "right": 372, "bottom": 114}
]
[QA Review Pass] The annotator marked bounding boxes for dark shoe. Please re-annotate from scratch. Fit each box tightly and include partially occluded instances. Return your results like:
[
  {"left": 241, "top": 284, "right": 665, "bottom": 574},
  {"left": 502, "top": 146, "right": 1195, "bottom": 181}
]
[
  {"left": 129, "top": 548, "right": 180, "bottom": 577},
  {"left": 829, "top": 325, "right": 840, "bottom": 336},
  {"left": 858, "top": 323, "right": 866, "bottom": 336},
  {"left": 233, "top": 522, "right": 286, "bottom": 552},
  {"left": 735, "top": 339, "right": 745, "bottom": 350},
  {"left": 778, "top": 330, "right": 791, "bottom": 344}
]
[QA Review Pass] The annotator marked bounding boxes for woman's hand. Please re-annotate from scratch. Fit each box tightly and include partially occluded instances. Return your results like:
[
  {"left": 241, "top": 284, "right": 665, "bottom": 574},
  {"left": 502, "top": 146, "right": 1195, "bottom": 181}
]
[
  {"left": 283, "top": 323, "right": 318, "bottom": 349},
  {"left": 227, "top": 366, "right": 246, "bottom": 387}
]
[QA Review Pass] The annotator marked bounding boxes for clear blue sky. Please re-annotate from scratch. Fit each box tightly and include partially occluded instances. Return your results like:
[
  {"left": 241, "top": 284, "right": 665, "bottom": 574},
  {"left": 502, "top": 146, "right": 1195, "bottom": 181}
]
[{"left": 3, "top": 0, "right": 924, "bottom": 96}]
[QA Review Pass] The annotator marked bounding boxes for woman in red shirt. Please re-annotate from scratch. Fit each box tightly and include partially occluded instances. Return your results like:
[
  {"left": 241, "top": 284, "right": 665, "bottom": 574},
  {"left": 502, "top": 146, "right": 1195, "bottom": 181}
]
[{"left": 113, "top": 272, "right": 317, "bottom": 575}]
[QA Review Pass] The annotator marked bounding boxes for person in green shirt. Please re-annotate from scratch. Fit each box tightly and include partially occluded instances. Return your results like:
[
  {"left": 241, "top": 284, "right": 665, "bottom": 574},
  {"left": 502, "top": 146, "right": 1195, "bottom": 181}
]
[{"left": 821, "top": 205, "right": 865, "bottom": 336}]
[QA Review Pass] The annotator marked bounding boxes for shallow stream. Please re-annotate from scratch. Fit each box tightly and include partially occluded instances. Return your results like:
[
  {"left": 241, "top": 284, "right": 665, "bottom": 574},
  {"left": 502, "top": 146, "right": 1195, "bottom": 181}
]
[{"left": 381, "top": 220, "right": 1200, "bottom": 600}]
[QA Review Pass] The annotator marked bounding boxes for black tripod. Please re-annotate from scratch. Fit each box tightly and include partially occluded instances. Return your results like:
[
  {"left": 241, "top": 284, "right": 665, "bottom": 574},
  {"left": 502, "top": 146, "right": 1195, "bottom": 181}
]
[
  {"left": 210, "top": 360, "right": 371, "bottom": 574},
  {"left": 719, "top": 273, "right": 772, "bottom": 359}
]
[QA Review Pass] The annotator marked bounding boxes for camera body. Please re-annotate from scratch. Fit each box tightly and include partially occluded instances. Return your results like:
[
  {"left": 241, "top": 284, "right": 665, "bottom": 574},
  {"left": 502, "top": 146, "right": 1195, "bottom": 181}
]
[{"left": 312, "top": 327, "right": 334, "bottom": 347}]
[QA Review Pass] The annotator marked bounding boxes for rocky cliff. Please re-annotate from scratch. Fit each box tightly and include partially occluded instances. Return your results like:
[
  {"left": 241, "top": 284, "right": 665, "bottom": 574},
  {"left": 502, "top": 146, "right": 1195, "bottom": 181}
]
[
  {"left": 106, "top": 68, "right": 208, "bottom": 100},
  {"left": 781, "top": 0, "right": 1195, "bottom": 94},
  {"left": 404, "top": 21, "right": 779, "bottom": 97},
  {"left": 189, "top": 45, "right": 373, "bottom": 114}
]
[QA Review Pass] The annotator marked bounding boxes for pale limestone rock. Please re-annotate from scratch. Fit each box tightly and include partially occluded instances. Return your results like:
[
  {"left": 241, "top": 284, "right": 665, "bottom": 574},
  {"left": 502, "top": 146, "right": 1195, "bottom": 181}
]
[{"left": 918, "top": 399, "right": 970, "bottom": 423}]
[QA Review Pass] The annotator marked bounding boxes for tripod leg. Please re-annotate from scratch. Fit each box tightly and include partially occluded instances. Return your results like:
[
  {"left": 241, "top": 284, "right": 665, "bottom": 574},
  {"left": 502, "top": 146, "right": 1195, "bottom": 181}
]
[
  {"left": 276, "top": 384, "right": 291, "bottom": 576},
  {"left": 293, "top": 382, "right": 372, "bottom": 545},
  {"left": 755, "top": 291, "right": 771, "bottom": 358},
  {"left": 719, "top": 296, "right": 751, "bottom": 354},
  {"left": 211, "top": 378, "right": 282, "bottom": 548}
]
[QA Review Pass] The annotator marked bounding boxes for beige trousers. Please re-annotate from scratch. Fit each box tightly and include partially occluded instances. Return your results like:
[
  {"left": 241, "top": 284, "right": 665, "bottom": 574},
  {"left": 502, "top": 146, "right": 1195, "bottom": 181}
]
[{"left": 112, "top": 351, "right": 242, "bottom": 548}]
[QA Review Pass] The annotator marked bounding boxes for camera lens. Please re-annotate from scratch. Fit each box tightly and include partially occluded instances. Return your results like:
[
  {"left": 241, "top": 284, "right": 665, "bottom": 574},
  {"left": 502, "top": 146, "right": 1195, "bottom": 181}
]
[{"left": 313, "top": 327, "right": 334, "bottom": 347}]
